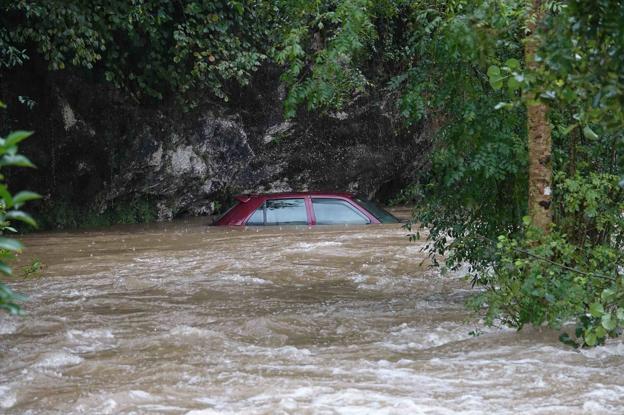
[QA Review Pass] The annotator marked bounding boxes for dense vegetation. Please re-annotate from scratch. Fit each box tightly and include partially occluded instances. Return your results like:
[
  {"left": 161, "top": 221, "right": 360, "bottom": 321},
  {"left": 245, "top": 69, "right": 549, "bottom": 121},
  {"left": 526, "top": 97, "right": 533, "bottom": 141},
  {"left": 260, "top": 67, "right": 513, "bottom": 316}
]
[
  {"left": 1, "top": 1, "right": 272, "bottom": 103},
  {"left": 1, "top": 0, "right": 623, "bottom": 346},
  {"left": 0, "top": 101, "right": 39, "bottom": 314}
]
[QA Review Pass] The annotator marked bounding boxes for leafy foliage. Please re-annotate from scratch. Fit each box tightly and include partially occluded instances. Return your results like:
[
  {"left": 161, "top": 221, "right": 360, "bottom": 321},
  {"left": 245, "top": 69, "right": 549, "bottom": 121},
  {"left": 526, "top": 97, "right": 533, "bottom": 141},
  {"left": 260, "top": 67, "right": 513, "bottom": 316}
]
[
  {"left": 272, "top": 0, "right": 624, "bottom": 346},
  {"left": 379, "top": 1, "right": 530, "bottom": 274},
  {"left": 274, "top": 0, "right": 375, "bottom": 117},
  {"left": 1, "top": 1, "right": 273, "bottom": 102},
  {"left": 471, "top": 1, "right": 624, "bottom": 346},
  {"left": 471, "top": 173, "right": 623, "bottom": 347},
  {"left": 0, "top": 104, "right": 40, "bottom": 314}
]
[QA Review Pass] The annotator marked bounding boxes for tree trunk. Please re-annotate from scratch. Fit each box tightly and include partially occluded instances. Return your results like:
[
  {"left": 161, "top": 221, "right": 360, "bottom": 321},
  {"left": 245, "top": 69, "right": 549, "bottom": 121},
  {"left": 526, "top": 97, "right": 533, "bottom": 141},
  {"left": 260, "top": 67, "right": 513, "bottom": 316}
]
[{"left": 525, "top": 0, "right": 552, "bottom": 233}]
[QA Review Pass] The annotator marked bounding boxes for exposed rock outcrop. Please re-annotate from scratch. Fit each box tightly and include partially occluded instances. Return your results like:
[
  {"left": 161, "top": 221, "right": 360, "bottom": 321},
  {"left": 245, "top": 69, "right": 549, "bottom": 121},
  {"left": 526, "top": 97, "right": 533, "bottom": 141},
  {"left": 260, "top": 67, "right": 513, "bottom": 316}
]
[{"left": 3, "top": 67, "right": 432, "bottom": 225}]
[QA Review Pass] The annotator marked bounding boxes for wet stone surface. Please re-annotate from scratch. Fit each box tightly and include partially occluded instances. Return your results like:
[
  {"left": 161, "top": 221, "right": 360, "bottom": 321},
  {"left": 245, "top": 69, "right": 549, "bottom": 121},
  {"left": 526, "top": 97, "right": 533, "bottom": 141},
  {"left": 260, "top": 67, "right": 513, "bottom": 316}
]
[{"left": 0, "top": 219, "right": 623, "bottom": 414}]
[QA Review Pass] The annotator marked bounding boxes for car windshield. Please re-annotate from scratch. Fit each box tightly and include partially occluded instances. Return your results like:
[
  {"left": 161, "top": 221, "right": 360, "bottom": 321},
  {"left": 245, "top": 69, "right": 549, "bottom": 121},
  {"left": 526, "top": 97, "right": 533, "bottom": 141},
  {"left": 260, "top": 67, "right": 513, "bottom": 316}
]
[
  {"left": 212, "top": 199, "right": 239, "bottom": 223},
  {"left": 355, "top": 198, "right": 399, "bottom": 223}
]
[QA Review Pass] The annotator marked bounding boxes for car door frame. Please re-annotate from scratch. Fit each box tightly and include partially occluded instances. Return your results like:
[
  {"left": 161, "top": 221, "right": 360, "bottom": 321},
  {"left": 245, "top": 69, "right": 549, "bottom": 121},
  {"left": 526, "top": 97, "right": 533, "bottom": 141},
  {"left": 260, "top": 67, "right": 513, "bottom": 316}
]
[
  {"left": 244, "top": 195, "right": 313, "bottom": 225},
  {"left": 308, "top": 195, "right": 379, "bottom": 225}
]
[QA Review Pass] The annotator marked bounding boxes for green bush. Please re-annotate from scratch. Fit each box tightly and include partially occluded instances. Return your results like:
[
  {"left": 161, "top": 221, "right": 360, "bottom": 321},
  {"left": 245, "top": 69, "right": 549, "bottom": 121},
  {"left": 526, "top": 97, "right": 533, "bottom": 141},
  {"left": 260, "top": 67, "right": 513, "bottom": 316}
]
[
  {"left": 0, "top": 107, "right": 40, "bottom": 314},
  {"left": 470, "top": 173, "right": 623, "bottom": 347}
]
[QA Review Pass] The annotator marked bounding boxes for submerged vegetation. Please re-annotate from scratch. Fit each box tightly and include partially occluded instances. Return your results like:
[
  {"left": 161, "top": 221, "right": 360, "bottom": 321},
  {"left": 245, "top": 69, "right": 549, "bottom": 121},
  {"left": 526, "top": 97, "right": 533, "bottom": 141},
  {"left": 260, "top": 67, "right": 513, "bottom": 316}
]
[
  {"left": 1, "top": 0, "right": 623, "bottom": 346},
  {"left": 38, "top": 197, "right": 157, "bottom": 230}
]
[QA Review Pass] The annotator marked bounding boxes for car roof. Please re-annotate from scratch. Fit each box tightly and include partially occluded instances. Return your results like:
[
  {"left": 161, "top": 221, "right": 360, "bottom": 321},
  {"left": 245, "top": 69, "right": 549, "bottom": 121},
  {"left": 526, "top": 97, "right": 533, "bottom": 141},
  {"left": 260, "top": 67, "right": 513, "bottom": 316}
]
[{"left": 234, "top": 192, "right": 355, "bottom": 202}]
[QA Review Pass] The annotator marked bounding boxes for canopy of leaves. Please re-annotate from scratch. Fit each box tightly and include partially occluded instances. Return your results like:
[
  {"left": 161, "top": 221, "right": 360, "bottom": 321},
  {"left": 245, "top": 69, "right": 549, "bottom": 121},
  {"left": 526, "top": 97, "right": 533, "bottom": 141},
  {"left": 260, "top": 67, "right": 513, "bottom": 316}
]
[{"left": 1, "top": 0, "right": 273, "bottom": 102}]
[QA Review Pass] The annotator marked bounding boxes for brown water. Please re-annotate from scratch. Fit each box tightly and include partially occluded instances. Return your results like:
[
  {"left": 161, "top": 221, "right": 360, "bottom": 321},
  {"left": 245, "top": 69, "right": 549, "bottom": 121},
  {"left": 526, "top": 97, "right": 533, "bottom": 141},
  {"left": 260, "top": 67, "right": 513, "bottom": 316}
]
[{"left": 0, "top": 218, "right": 623, "bottom": 414}]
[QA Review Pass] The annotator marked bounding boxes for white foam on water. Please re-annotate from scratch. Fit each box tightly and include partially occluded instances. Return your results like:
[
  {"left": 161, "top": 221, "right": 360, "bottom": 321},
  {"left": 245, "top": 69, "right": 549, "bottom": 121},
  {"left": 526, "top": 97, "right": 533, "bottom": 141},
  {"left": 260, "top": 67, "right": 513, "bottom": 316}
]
[
  {"left": 187, "top": 409, "right": 233, "bottom": 415},
  {"left": 349, "top": 274, "right": 369, "bottom": 284},
  {"left": 169, "top": 325, "right": 222, "bottom": 338},
  {"left": 67, "top": 328, "right": 114, "bottom": 340},
  {"left": 336, "top": 232, "right": 393, "bottom": 240},
  {"left": 34, "top": 351, "right": 83, "bottom": 368},
  {"left": 578, "top": 385, "right": 624, "bottom": 414},
  {"left": 237, "top": 343, "right": 315, "bottom": 362},
  {"left": 580, "top": 340, "right": 624, "bottom": 358},
  {"left": 273, "top": 345, "right": 313, "bottom": 358},
  {"left": 66, "top": 288, "right": 88, "bottom": 298},
  {"left": 113, "top": 275, "right": 160, "bottom": 290},
  {"left": 582, "top": 400, "right": 614, "bottom": 414},
  {"left": 139, "top": 403, "right": 189, "bottom": 412},
  {"left": 65, "top": 328, "right": 117, "bottom": 353},
  {"left": 351, "top": 275, "right": 417, "bottom": 291},
  {"left": 0, "top": 385, "right": 16, "bottom": 409},
  {"left": 0, "top": 319, "right": 18, "bottom": 335},
  {"left": 286, "top": 241, "right": 343, "bottom": 252},
  {"left": 218, "top": 274, "right": 273, "bottom": 285},
  {"left": 379, "top": 322, "right": 474, "bottom": 351},
  {"left": 76, "top": 398, "right": 118, "bottom": 415},
  {"left": 129, "top": 390, "right": 154, "bottom": 400},
  {"left": 583, "top": 385, "right": 624, "bottom": 401},
  {"left": 310, "top": 389, "right": 466, "bottom": 415}
]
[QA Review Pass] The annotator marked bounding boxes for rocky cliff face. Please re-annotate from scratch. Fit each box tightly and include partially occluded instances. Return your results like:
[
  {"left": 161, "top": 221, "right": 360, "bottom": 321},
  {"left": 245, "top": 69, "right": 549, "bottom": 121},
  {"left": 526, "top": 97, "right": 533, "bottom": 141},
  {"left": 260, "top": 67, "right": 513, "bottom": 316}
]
[{"left": 4, "top": 67, "right": 431, "bottom": 226}]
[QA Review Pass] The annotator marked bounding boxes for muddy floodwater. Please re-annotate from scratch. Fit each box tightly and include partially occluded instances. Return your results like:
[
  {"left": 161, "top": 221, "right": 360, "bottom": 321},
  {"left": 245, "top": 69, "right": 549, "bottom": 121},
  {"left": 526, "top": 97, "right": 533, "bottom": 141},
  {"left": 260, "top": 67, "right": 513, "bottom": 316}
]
[{"left": 1, "top": 217, "right": 623, "bottom": 414}]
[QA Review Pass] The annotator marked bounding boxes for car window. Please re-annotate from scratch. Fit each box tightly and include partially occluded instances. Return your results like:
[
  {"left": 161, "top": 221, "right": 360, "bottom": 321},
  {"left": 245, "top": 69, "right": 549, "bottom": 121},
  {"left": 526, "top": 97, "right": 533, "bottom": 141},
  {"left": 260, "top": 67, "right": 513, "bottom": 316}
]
[
  {"left": 355, "top": 198, "right": 399, "bottom": 223},
  {"left": 246, "top": 204, "right": 265, "bottom": 225},
  {"left": 265, "top": 198, "right": 307, "bottom": 225},
  {"left": 312, "top": 198, "right": 370, "bottom": 225}
]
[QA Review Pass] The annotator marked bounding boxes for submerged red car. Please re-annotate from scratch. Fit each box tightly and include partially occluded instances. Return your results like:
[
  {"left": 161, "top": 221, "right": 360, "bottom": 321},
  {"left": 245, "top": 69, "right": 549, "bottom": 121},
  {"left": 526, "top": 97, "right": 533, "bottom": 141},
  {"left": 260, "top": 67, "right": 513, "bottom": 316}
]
[{"left": 214, "top": 192, "right": 399, "bottom": 226}]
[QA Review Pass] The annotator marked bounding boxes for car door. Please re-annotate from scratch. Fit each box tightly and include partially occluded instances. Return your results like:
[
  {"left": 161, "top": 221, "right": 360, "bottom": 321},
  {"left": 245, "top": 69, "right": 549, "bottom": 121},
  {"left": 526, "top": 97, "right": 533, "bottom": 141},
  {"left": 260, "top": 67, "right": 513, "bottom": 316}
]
[
  {"left": 310, "top": 197, "right": 371, "bottom": 225},
  {"left": 245, "top": 197, "right": 309, "bottom": 225}
]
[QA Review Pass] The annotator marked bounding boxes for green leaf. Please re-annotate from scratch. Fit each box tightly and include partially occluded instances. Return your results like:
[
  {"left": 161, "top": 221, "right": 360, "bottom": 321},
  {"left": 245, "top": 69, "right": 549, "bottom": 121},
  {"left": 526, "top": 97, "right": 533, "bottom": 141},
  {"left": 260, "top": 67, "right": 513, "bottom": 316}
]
[
  {"left": 487, "top": 65, "right": 501, "bottom": 77},
  {"left": 12, "top": 191, "right": 41, "bottom": 207},
  {"left": 505, "top": 58, "right": 520, "bottom": 70},
  {"left": 6, "top": 210, "right": 37, "bottom": 227},
  {"left": 507, "top": 76, "right": 521, "bottom": 91},
  {"left": 589, "top": 302, "right": 604, "bottom": 317},
  {"left": 601, "top": 288, "right": 616, "bottom": 302},
  {"left": 601, "top": 313, "right": 617, "bottom": 331},
  {"left": 558, "top": 124, "right": 578, "bottom": 136},
  {"left": 582, "top": 126, "right": 598, "bottom": 140},
  {"left": 616, "top": 308, "right": 624, "bottom": 322},
  {"left": 0, "top": 155, "right": 36, "bottom": 168},
  {"left": 489, "top": 78, "right": 503, "bottom": 90},
  {"left": 487, "top": 65, "right": 503, "bottom": 90},
  {"left": 584, "top": 331, "right": 597, "bottom": 347},
  {"left": 0, "top": 262, "right": 11, "bottom": 276},
  {"left": 4, "top": 131, "right": 33, "bottom": 147},
  {"left": 0, "top": 237, "right": 23, "bottom": 252},
  {"left": 0, "top": 185, "right": 13, "bottom": 207}
]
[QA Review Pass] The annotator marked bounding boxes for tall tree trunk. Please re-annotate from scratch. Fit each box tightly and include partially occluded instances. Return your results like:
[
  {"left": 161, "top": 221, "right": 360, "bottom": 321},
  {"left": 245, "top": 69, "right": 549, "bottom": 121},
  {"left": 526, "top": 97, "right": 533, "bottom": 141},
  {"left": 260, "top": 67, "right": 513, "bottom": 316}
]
[{"left": 525, "top": 0, "right": 552, "bottom": 233}]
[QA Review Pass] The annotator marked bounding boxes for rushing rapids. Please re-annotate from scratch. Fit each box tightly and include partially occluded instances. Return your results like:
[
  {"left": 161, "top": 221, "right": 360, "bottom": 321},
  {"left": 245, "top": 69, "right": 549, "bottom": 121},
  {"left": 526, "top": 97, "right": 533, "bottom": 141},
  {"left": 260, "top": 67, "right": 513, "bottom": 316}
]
[{"left": 0, "top": 218, "right": 623, "bottom": 414}]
